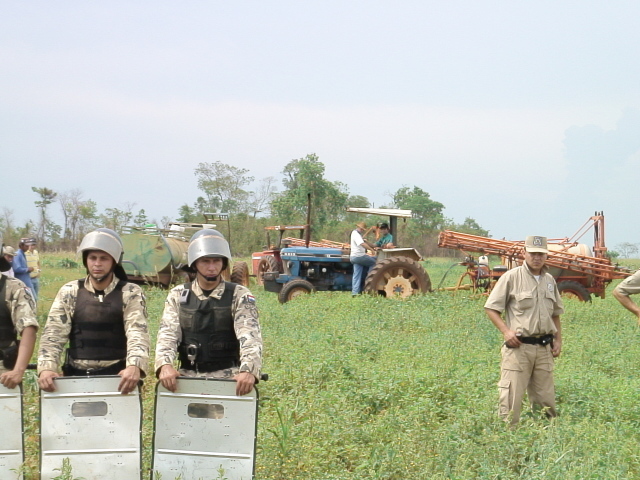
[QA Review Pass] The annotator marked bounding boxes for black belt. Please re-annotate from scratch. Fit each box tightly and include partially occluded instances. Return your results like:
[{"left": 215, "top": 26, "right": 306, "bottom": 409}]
[
  {"left": 519, "top": 334, "right": 554, "bottom": 346},
  {"left": 62, "top": 359, "right": 127, "bottom": 377},
  {"left": 180, "top": 359, "right": 239, "bottom": 373}
]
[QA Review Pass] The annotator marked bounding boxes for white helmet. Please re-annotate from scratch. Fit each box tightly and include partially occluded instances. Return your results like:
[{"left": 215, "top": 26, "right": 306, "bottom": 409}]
[
  {"left": 187, "top": 229, "right": 231, "bottom": 269},
  {"left": 78, "top": 228, "right": 124, "bottom": 263},
  {"left": 78, "top": 228, "right": 127, "bottom": 280}
]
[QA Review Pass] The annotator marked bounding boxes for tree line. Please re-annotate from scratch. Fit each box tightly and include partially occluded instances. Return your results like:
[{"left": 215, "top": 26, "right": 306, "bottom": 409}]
[{"left": 2, "top": 154, "right": 490, "bottom": 257}]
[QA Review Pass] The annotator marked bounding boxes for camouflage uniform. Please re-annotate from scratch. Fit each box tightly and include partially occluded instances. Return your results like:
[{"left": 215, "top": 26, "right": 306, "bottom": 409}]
[
  {"left": 155, "top": 280, "right": 262, "bottom": 380},
  {"left": 37, "top": 276, "right": 150, "bottom": 375},
  {"left": 0, "top": 276, "right": 38, "bottom": 375}
]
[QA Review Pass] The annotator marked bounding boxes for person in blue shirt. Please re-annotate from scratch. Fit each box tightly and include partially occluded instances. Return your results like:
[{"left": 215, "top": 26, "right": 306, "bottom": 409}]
[{"left": 12, "top": 240, "right": 34, "bottom": 292}]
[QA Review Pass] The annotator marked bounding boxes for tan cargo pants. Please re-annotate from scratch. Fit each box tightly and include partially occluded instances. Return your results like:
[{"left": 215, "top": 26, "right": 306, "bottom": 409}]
[{"left": 497, "top": 343, "right": 556, "bottom": 424}]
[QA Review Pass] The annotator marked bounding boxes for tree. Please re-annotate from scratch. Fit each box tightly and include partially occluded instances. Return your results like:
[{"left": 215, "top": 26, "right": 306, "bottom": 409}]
[
  {"left": 100, "top": 207, "right": 133, "bottom": 233},
  {"left": 449, "top": 217, "right": 489, "bottom": 237},
  {"left": 271, "top": 154, "right": 348, "bottom": 230},
  {"left": 58, "top": 189, "right": 98, "bottom": 246},
  {"left": 247, "top": 176, "right": 278, "bottom": 218},
  {"left": 194, "top": 161, "right": 254, "bottom": 214},
  {"left": 615, "top": 242, "right": 639, "bottom": 259},
  {"left": 32, "top": 186, "right": 58, "bottom": 241},
  {"left": 392, "top": 186, "right": 445, "bottom": 232}
]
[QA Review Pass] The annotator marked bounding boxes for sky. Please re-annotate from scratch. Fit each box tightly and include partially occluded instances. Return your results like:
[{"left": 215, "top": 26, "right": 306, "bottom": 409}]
[{"left": 2, "top": 1, "right": 640, "bottom": 250}]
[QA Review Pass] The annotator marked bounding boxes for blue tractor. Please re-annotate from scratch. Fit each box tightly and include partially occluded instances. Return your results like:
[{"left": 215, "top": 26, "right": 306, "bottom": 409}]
[{"left": 263, "top": 207, "right": 432, "bottom": 303}]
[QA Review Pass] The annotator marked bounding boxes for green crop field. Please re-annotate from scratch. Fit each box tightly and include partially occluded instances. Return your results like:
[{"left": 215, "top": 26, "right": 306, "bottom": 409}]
[{"left": 14, "top": 254, "right": 640, "bottom": 479}]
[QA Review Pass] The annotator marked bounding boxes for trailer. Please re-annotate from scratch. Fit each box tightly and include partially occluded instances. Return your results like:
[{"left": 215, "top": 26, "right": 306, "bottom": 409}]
[{"left": 437, "top": 212, "right": 631, "bottom": 301}]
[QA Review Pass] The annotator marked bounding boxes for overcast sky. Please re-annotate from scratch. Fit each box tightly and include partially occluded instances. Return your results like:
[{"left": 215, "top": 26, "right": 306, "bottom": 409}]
[{"left": 2, "top": 1, "right": 639, "bottom": 250}]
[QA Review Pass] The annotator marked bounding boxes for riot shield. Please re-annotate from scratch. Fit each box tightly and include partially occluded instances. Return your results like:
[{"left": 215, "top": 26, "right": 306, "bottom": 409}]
[
  {"left": 151, "top": 378, "right": 258, "bottom": 480},
  {"left": 0, "top": 383, "right": 24, "bottom": 479},
  {"left": 39, "top": 376, "right": 142, "bottom": 480}
]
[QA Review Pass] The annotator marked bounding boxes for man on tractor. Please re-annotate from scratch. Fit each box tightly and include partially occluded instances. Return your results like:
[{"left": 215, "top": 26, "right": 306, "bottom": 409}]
[
  {"left": 155, "top": 229, "right": 263, "bottom": 396},
  {"left": 350, "top": 221, "right": 379, "bottom": 296}
]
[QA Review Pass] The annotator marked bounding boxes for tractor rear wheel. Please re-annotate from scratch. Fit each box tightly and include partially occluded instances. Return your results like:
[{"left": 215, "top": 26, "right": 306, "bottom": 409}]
[
  {"left": 557, "top": 280, "right": 591, "bottom": 302},
  {"left": 230, "top": 261, "right": 250, "bottom": 287},
  {"left": 256, "top": 255, "right": 281, "bottom": 286},
  {"left": 278, "top": 279, "right": 315, "bottom": 303},
  {"left": 363, "top": 257, "right": 431, "bottom": 298}
]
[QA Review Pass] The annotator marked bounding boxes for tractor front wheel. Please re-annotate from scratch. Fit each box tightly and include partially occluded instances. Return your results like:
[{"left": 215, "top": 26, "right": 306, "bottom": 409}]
[
  {"left": 363, "top": 257, "right": 431, "bottom": 298},
  {"left": 278, "top": 279, "right": 315, "bottom": 303}
]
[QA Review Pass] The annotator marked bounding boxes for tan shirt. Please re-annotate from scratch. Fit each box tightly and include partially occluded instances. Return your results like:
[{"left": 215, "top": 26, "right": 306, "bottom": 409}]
[
  {"left": 484, "top": 263, "right": 564, "bottom": 336},
  {"left": 155, "top": 280, "right": 263, "bottom": 379},
  {"left": 26, "top": 250, "right": 40, "bottom": 279},
  {"left": 614, "top": 269, "right": 640, "bottom": 296},
  {"left": 37, "top": 276, "right": 150, "bottom": 375}
]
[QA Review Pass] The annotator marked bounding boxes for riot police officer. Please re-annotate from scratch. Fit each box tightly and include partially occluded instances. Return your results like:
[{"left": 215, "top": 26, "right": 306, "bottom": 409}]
[
  {"left": 0, "top": 232, "right": 38, "bottom": 389},
  {"left": 155, "top": 229, "right": 262, "bottom": 396},
  {"left": 37, "top": 228, "right": 150, "bottom": 394}
]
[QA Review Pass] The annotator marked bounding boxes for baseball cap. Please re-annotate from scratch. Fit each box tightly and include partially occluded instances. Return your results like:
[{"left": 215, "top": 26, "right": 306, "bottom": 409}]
[{"left": 524, "top": 235, "right": 548, "bottom": 253}]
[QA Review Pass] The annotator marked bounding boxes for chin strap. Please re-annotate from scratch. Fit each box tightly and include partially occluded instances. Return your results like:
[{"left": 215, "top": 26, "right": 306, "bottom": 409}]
[{"left": 197, "top": 271, "right": 219, "bottom": 283}]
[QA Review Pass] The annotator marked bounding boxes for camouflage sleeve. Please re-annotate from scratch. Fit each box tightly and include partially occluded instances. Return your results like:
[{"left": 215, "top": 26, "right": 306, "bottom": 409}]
[
  {"left": 232, "top": 285, "right": 263, "bottom": 379},
  {"left": 154, "top": 286, "right": 184, "bottom": 374},
  {"left": 122, "top": 283, "right": 151, "bottom": 376},
  {"left": 37, "top": 281, "right": 78, "bottom": 374},
  {"left": 6, "top": 278, "right": 38, "bottom": 334}
]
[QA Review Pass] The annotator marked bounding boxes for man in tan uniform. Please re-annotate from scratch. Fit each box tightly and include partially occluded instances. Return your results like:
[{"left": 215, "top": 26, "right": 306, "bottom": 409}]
[
  {"left": 37, "top": 228, "right": 150, "bottom": 395},
  {"left": 484, "top": 235, "right": 564, "bottom": 424},
  {"left": 613, "top": 270, "right": 640, "bottom": 323},
  {"left": 0, "top": 232, "right": 38, "bottom": 389},
  {"left": 155, "top": 229, "right": 262, "bottom": 396}
]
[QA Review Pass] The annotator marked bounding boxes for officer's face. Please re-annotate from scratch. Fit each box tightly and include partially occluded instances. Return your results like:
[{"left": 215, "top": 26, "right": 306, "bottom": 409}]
[
  {"left": 524, "top": 251, "right": 547, "bottom": 274},
  {"left": 195, "top": 257, "right": 224, "bottom": 276},
  {"left": 86, "top": 250, "right": 115, "bottom": 280}
]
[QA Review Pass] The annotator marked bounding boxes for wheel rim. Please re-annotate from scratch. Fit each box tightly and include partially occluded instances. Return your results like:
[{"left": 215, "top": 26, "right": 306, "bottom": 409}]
[
  {"left": 383, "top": 275, "right": 413, "bottom": 298},
  {"left": 288, "top": 287, "right": 308, "bottom": 300}
]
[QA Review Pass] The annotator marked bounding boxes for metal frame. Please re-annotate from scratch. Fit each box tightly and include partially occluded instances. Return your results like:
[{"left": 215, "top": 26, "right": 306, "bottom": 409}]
[
  {"left": 39, "top": 376, "right": 142, "bottom": 480},
  {"left": 151, "top": 377, "right": 259, "bottom": 480},
  {"left": 0, "top": 383, "right": 24, "bottom": 479}
]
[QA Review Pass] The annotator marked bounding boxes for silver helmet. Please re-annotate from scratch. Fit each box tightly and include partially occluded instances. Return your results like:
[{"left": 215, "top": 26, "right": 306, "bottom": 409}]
[
  {"left": 78, "top": 228, "right": 128, "bottom": 281},
  {"left": 78, "top": 228, "right": 124, "bottom": 263},
  {"left": 187, "top": 229, "right": 231, "bottom": 268}
]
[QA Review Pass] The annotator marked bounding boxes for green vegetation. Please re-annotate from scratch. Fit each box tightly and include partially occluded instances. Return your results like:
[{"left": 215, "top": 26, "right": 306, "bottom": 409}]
[{"left": 16, "top": 254, "right": 640, "bottom": 479}]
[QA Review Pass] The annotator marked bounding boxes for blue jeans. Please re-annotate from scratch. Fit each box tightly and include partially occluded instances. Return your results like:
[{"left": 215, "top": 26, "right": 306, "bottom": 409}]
[
  {"left": 31, "top": 277, "right": 39, "bottom": 302},
  {"left": 351, "top": 255, "right": 376, "bottom": 295}
]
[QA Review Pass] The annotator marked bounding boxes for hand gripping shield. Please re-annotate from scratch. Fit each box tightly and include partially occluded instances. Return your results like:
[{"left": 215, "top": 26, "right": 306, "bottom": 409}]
[
  {"left": 151, "top": 378, "right": 258, "bottom": 480},
  {"left": 39, "top": 376, "right": 142, "bottom": 480},
  {"left": 0, "top": 383, "right": 24, "bottom": 479}
]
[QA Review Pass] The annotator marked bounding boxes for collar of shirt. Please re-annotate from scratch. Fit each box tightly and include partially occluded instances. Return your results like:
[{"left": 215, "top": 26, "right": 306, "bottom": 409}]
[
  {"left": 521, "top": 261, "right": 549, "bottom": 277},
  {"left": 83, "top": 275, "right": 119, "bottom": 295},
  {"left": 191, "top": 279, "right": 226, "bottom": 300}
]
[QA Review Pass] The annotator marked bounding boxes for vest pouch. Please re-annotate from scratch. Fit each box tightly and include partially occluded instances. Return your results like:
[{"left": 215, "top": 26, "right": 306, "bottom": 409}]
[{"left": 1, "top": 341, "right": 19, "bottom": 370}]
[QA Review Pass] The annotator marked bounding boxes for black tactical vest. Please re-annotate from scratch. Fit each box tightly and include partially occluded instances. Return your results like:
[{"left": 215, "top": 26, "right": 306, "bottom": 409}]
[
  {"left": 0, "top": 275, "right": 17, "bottom": 349},
  {"left": 178, "top": 281, "right": 240, "bottom": 371},
  {"left": 68, "top": 279, "right": 127, "bottom": 361}
]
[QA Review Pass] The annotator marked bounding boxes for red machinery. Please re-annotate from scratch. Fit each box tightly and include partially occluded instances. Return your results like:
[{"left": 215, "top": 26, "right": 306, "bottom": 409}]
[{"left": 437, "top": 212, "right": 630, "bottom": 301}]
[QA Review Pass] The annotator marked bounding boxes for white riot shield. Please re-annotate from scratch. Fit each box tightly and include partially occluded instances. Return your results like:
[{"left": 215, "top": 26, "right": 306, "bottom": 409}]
[
  {"left": 152, "top": 378, "right": 258, "bottom": 480},
  {"left": 39, "top": 376, "right": 142, "bottom": 480},
  {"left": 0, "top": 383, "right": 24, "bottom": 479}
]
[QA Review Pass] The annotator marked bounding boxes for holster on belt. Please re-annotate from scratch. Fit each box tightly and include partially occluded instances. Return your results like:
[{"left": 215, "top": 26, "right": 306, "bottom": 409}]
[{"left": 0, "top": 341, "right": 20, "bottom": 370}]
